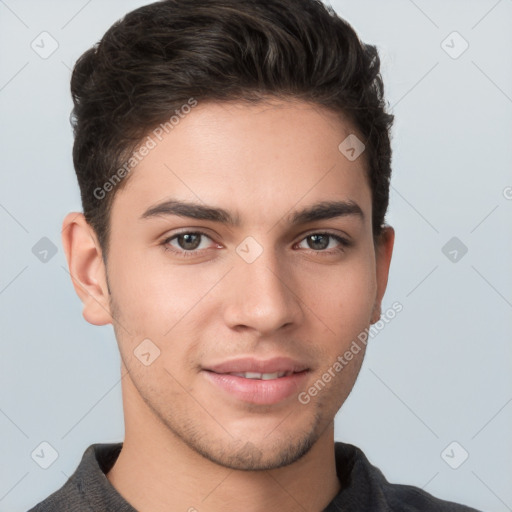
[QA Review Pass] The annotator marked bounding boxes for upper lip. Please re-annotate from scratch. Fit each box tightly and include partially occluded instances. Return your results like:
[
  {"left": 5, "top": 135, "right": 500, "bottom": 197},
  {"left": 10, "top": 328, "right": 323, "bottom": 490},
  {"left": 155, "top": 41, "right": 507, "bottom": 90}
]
[{"left": 203, "top": 356, "right": 309, "bottom": 374}]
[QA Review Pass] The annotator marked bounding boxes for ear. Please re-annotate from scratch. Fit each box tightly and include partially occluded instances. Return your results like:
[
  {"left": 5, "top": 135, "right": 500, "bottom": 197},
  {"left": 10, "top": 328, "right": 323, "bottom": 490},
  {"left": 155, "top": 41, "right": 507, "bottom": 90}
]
[
  {"left": 61, "top": 212, "right": 113, "bottom": 326},
  {"left": 370, "top": 226, "right": 395, "bottom": 324}
]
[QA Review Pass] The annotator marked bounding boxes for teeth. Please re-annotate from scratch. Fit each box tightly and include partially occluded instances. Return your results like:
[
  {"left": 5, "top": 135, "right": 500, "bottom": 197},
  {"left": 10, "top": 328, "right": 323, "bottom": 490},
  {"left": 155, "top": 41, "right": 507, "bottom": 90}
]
[
  {"left": 261, "top": 372, "right": 281, "bottom": 380},
  {"left": 229, "top": 371, "right": 288, "bottom": 380}
]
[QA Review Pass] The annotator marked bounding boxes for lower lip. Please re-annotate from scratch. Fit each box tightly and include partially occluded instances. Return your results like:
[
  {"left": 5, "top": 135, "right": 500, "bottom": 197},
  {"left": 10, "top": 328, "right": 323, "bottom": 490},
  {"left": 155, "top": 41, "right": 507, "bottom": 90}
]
[{"left": 202, "top": 370, "right": 309, "bottom": 405}]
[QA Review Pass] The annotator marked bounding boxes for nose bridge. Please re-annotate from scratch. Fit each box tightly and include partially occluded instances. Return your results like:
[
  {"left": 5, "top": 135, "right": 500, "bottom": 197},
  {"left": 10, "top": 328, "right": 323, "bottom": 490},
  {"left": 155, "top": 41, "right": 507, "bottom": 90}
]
[{"left": 224, "top": 237, "right": 303, "bottom": 332}]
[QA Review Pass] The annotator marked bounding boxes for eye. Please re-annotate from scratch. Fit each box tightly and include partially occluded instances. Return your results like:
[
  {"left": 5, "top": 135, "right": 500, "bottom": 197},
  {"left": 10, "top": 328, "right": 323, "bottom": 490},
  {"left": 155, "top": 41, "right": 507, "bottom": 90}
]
[
  {"left": 162, "top": 231, "right": 217, "bottom": 257},
  {"left": 296, "top": 233, "right": 351, "bottom": 254}
]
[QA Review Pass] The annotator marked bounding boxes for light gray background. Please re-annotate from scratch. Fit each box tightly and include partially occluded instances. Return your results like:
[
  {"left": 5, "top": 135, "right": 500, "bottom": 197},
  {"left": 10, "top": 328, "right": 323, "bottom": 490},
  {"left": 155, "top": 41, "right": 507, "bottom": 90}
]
[{"left": 1, "top": 1, "right": 511, "bottom": 511}]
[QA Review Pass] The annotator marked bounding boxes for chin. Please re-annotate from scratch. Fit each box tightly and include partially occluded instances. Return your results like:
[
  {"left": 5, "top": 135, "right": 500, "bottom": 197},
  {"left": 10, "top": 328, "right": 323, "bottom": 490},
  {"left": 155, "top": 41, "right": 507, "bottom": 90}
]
[{"left": 182, "top": 423, "right": 321, "bottom": 471}]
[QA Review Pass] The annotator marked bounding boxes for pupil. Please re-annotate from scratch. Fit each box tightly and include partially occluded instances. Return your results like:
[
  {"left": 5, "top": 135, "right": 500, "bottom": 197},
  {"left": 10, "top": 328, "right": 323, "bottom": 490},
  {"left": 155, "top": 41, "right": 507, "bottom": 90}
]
[
  {"left": 309, "top": 234, "right": 328, "bottom": 250},
  {"left": 179, "top": 233, "right": 201, "bottom": 250}
]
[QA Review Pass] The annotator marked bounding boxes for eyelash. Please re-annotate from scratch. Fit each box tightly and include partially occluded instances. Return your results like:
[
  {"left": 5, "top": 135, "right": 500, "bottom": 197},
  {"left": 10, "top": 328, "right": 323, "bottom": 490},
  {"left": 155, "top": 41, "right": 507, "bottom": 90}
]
[{"left": 161, "top": 230, "right": 351, "bottom": 258}]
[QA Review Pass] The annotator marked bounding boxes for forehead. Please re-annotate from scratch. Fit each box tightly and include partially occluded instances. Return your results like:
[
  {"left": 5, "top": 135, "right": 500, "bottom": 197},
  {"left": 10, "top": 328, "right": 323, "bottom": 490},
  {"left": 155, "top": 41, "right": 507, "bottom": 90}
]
[{"left": 112, "top": 99, "right": 372, "bottom": 228}]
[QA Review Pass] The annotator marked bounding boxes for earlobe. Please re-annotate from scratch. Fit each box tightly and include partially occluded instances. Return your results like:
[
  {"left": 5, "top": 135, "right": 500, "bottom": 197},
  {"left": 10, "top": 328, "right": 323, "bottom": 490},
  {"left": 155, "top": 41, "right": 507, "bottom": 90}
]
[
  {"left": 61, "top": 212, "right": 113, "bottom": 326},
  {"left": 371, "top": 226, "right": 395, "bottom": 325},
  {"left": 370, "top": 303, "right": 382, "bottom": 325}
]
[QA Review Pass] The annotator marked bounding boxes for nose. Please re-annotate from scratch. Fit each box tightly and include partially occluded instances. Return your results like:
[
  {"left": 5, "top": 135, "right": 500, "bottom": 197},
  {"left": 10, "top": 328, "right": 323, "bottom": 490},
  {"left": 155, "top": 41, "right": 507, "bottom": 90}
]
[{"left": 222, "top": 244, "right": 304, "bottom": 335}]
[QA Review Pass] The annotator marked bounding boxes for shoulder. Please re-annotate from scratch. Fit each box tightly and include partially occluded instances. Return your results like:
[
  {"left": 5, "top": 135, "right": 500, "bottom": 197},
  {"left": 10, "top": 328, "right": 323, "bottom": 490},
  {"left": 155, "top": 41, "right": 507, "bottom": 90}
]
[
  {"left": 379, "top": 481, "right": 482, "bottom": 511},
  {"left": 333, "top": 442, "right": 482, "bottom": 512},
  {"left": 27, "top": 443, "right": 122, "bottom": 512},
  {"left": 26, "top": 475, "right": 91, "bottom": 512}
]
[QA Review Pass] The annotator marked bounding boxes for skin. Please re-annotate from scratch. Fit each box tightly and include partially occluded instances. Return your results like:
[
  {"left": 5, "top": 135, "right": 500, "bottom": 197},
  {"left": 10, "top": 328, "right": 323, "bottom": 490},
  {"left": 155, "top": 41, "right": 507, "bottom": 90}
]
[{"left": 62, "top": 98, "right": 394, "bottom": 512}]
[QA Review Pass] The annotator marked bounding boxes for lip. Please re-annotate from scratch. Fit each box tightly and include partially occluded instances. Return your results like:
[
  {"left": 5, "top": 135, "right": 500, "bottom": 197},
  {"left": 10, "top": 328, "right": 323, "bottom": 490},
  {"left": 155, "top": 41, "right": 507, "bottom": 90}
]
[
  {"left": 202, "top": 370, "right": 310, "bottom": 405},
  {"left": 203, "top": 356, "right": 309, "bottom": 375},
  {"left": 202, "top": 356, "right": 310, "bottom": 405}
]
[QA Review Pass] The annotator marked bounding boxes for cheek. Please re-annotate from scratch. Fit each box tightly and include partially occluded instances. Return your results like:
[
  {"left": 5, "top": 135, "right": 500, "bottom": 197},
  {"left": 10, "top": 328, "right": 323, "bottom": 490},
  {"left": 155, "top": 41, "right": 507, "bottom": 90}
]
[
  {"left": 109, "top": 263, "right": 203, "bottom": 380},
  {"left": 306, "top": 253, "right": 377, "bottom": 336},
  {"left": 108, "top": 247, "right": 210, "bottom": 330},
  {"left": 108, "top": 257, "right": 227, "bottom": 378}
]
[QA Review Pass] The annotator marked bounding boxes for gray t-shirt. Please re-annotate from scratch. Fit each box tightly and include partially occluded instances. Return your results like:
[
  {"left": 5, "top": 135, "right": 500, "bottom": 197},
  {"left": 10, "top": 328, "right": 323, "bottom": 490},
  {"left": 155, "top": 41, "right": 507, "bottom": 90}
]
[{"left": 28, "top": 442, "right": 482, "bottom": 511}]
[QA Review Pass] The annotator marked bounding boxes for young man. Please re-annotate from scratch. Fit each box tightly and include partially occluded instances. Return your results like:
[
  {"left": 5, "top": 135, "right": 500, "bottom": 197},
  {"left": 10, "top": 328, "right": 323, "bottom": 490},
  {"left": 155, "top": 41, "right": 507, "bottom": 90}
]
[{"left": 29, "top": 0, "right": 480, "bottom": 510}]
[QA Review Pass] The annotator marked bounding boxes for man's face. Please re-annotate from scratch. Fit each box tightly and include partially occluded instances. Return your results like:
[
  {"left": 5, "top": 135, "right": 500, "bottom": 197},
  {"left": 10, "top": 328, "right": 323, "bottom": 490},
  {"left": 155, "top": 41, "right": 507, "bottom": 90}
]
[{"left": 99, "top": 100, "right": 392, "bottom": 470}]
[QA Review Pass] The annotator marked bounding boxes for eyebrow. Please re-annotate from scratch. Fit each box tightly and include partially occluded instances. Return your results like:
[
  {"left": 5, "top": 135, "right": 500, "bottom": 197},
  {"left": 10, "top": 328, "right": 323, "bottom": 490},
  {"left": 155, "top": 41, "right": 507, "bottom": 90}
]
[{"left": 140, "top": 198, "right": 364, "bottom": 226}]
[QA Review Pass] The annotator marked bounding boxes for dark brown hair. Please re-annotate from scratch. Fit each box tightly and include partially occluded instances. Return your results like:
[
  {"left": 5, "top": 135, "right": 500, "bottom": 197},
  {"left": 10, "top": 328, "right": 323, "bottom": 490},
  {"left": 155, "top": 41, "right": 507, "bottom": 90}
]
[{"left": 70, "top": 0, "right": 394, "bottom": 263}]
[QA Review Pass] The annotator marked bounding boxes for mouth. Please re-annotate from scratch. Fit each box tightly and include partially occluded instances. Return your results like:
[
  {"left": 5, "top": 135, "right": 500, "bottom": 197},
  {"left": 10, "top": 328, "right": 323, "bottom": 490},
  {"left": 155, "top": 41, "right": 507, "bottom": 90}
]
[
  {"left": 214, "top": 370, "right": 296, "bottom": 380},
  {"left": 201, "top": 357, "right": 310, "bottom": 405}
]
